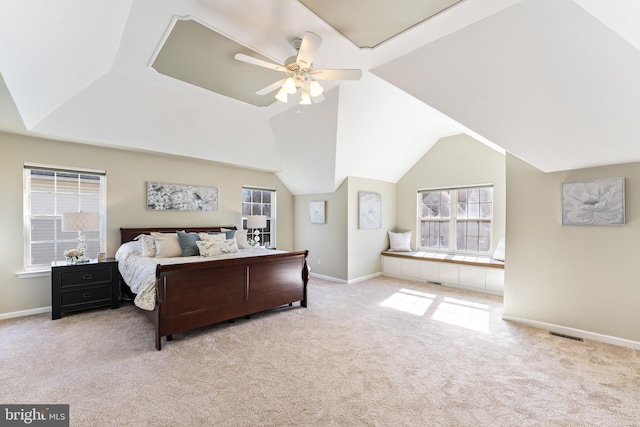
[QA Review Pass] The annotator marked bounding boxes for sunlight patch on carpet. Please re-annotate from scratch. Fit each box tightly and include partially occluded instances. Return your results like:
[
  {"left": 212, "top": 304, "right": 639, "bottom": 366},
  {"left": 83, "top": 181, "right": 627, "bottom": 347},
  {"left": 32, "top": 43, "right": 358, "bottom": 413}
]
[
  {"left": 380, "top": 288, "right": 436, "bottom": 315},
  {"left": 432, "top": 297, "right": 490, "bottom": 333}
]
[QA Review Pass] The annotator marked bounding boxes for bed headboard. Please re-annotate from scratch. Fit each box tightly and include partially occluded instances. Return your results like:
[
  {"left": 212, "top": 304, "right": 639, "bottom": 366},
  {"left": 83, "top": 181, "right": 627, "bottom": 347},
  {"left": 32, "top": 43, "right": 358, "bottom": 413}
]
[{"left": 120, "top": 227, "right": 237, "bottom": 244}]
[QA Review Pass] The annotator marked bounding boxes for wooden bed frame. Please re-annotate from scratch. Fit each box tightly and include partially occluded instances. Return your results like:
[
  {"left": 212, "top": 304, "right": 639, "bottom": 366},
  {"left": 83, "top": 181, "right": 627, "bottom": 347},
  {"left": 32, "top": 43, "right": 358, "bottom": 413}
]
[{"left": 120, "top": 227, "right": 309, "bottom": 350}]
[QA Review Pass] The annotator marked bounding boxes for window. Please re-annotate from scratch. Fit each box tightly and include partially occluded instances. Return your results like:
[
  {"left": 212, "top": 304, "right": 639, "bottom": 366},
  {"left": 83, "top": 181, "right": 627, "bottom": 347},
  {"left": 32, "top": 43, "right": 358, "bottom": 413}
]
[
  {"left": 24, "top": 164, "right": 106, "bottom": 271},
  {"left": 242, "top": 187, "right": 275, "bottom": 247},
  {"left": 418, "top": 185, "right": 493, "bottom": 254}
]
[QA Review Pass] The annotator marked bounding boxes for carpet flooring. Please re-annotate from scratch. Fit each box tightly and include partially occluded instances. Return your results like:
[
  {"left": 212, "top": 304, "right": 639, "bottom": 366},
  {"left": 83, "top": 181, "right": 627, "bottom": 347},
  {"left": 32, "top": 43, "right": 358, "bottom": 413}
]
[{"left": 1, "top": 276, "right": 639, "bottom": 426}]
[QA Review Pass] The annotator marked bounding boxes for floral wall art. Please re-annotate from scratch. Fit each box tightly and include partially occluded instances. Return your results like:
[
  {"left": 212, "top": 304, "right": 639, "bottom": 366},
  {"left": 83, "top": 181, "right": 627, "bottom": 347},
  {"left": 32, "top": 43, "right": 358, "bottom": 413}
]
[
  {"left": 147, "top": 182, "right": 219, "bottom": 211},
  {"left": 359, "top": 191, "right": 382, "bottom": 229},
  {"left": 561, "top": 178, "right": 624, "bottom": 225}
]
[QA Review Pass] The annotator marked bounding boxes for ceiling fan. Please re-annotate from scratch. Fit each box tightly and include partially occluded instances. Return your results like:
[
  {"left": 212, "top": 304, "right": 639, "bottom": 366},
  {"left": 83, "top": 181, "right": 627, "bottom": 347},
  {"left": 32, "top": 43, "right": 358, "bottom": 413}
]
[{"left": 235, "top": 32, "right": 362, "bottom": 105}]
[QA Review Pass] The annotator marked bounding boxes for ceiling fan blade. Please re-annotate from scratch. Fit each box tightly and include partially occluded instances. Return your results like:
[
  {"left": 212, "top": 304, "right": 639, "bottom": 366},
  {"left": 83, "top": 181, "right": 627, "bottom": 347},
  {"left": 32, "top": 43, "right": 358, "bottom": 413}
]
[
  {"left": 310, "top": 69, "right": 362, "bottom": 81},
  {"left": 234, "top": 53, "right": 286, "bottom": 72},
  {"left": 296, "top": 32, "right": 322, "bottom": 68},
  {"left": 256, "top": 79, "right": 286, "bottom": 95}
]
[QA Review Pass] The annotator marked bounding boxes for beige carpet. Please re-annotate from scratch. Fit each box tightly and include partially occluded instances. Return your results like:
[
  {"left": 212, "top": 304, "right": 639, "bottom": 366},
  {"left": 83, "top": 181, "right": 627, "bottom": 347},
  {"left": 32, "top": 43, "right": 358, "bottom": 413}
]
[{"left": 1, "top": 276, "right": 639, "bottom": 426}]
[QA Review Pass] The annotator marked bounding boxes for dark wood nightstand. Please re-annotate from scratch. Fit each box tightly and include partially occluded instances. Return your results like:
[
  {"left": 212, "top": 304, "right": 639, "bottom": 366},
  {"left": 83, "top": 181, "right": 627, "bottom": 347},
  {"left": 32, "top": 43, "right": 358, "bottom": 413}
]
[{"left": 51, "top": 259, "right": 120, "bottom": 320}]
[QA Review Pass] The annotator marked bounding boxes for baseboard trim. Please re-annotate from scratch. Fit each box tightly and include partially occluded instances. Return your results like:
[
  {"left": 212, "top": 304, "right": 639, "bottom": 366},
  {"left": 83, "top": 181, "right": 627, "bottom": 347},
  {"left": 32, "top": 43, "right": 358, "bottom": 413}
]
[
  {"left": 309, "top": 271, "right": 381, "bottom": 284},
  {"left": 309, "top": 272, "right": 347, "bottom": 283},
  {"left": 0, "top": 306, "right": 51, "bottom": 321},
  {"left": 502, "top": 314, "right": 640, "bottom": 350},
  {"left": 347, "top": 272, "right": 381, "bottom": 284}
]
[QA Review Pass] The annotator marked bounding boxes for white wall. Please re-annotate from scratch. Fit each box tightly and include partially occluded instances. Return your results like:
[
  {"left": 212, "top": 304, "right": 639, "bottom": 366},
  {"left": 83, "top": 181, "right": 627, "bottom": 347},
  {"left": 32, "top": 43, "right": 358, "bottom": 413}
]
[
  {"left": 0, "top": 131, "right": 294, "bottom": 316},
  {"left": 504, "top": 154, "right": 640, "bottom": 344}
]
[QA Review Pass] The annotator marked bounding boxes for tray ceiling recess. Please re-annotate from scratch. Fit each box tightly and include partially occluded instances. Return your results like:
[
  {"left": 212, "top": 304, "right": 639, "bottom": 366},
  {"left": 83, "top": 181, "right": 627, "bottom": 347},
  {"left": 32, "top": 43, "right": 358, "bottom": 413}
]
[
  {"left": 298, "top": 0, "right": 464, "bottom": 48},
  {"left": 151, "top": 18, "right": 284, "bottom": 107}
]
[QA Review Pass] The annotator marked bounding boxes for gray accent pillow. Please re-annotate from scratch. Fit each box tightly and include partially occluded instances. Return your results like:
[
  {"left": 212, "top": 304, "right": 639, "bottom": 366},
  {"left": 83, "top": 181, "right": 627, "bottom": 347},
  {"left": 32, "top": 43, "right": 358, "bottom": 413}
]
[
  {"left": 177, "top": 231, "right": 200, "bottom": 257},
  {"left": 220, "top": 228, "right": 236, "bottom": 239}
]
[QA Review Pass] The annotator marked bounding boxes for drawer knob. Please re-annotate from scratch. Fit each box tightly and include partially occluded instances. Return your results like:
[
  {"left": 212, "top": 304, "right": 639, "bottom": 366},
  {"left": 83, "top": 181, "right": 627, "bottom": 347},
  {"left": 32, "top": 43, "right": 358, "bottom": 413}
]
[
  {"left": 82, "top": 274, "right": 92, "bottom": 280},
  {"left": 83, "top": 292, "right": 92, "bottom": 299}
]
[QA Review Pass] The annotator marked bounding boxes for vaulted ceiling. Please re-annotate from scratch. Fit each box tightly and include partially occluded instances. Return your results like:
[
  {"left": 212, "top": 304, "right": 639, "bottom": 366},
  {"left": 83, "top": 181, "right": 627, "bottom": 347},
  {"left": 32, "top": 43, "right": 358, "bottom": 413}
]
[{"left": 2, "top": 0, "right": 640, "bottom": 195}]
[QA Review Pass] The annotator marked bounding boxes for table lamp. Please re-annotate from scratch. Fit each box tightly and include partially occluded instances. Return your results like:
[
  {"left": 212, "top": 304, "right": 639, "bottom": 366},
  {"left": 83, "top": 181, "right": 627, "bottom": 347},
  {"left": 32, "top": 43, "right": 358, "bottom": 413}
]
[
  {"left": 62, "top": 212, "right": 100, "bottom": 259},
  {"left": 246, "top": 215, "right": 267, "bottom": 246}
]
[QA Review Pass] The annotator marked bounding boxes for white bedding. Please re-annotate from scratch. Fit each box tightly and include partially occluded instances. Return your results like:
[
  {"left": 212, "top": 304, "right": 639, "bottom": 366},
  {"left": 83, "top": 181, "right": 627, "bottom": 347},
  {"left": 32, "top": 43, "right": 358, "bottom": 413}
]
[{"left": 115, "top": 241, "right": 284, "bottom": 310}]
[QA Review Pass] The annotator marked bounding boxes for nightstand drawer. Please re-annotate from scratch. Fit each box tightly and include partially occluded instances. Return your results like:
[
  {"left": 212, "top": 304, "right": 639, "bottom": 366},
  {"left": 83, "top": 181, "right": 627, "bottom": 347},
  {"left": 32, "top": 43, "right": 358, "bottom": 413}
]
[
  {"left": 59, "top": 267, "right": 113, "bottom": 287},
  {"left": 51, "top": 259, "right": 120, "bottom": 320},
  {"left": 61, "top": 285, "right": 112, "bottom": 307}
]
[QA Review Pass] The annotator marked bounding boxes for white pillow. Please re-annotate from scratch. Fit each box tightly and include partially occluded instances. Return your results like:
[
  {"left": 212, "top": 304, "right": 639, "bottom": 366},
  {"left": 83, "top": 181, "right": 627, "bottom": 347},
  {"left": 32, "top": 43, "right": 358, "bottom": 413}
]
[
  {"left": 198, "top": 232, "right": 226, "bottom": 242},
  {"left": 196, "top": 238, "right": 239, "bottom": 257},
  {"left": 388, "top": 231, "right": 412, "bottom": 252},
  {"left": 115, "top": 240, "right": 140, "bottom": 262},
  {"left": 234, "top": 229, "right": 249, "bottom": 249},
  {"left": 493, "top": 236, "right": 506, "bottom": 261},
  {"left": 134, "top": 234, "right": 156, "bottom": 257},
  {"left": 150, "top": 232, "right": 182, "bottom": 258}
]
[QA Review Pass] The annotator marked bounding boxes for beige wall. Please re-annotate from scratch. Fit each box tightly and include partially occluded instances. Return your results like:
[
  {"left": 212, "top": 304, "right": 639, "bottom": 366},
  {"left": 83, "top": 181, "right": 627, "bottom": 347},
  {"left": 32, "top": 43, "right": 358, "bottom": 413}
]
[
  {"left": 10, "top": 130, "right": 636, "bottom": 345},
  {"left": 294, "top": 176, "right": 395, "bottom": 282},
  {"left": 504, "top": 154, "right": 640, "bottom": 343},
  {"left": 294, "top": 182, "right": 348, "bottom": 280},
  {"left": 294, "top": 134, "right": 500, "bottom": 283},
  {"left": 347, "top": 176, "right": 396, "bottom": 281},
  {"left": 0, "top": 132, "right": 294, "bottom": 316},
  {"left": 395, "top": 134, "right": 506, "bottom": 253}
]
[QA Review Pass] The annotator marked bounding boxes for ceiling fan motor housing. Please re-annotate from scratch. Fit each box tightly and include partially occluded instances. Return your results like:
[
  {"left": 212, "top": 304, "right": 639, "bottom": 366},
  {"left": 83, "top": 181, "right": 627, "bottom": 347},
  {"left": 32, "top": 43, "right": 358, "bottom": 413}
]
[
  {"left": 285, "top": 58, "right": 302, "bottom": 72},
  {"left": 290, "top": 37, "right": 303, "bottom": 51}
]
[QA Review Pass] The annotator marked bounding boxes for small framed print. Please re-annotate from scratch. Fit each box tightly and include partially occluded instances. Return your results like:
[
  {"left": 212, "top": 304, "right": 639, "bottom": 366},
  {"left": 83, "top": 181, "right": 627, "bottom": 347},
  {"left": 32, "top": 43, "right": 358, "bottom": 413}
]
[{"left": 310, "top": 200, "right": 326, "bottom": 224}]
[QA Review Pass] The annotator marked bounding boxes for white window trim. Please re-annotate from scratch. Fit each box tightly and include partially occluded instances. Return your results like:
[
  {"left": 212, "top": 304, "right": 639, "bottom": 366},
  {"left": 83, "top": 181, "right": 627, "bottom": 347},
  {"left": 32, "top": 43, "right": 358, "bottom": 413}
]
[
  {"left": 16, "top": 270, "right": 51, "bottom": 279},
  {"left": 21, "top": 163, "right": 107, "bottom": 276},
  {"left": 242, "top": 186, "right": 276, "bottom": 248},
  {"left": 417, "top": 184, "right": 493, "bottom": 255}
]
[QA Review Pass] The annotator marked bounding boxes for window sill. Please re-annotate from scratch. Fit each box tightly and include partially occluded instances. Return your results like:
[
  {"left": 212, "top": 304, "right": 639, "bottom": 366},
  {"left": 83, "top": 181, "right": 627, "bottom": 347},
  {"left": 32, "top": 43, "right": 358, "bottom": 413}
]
[{"left": 16, "top": 269, "right": 51, "bottom": 279}]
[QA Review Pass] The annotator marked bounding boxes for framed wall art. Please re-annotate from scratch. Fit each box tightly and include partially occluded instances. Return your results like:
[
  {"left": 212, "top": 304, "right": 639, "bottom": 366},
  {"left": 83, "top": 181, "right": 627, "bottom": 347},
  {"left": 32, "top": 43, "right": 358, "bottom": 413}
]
[
  {"left": 147, "top": 182, "right": 219, "bottom": 211},
  {"left": 561, "top": 177, "right": 624, "bottom": 226},
  {"left": 359, "top": 191, "right": 382, "bottom": 229},
  {"left": 309, "top": 200, "right": 326, "bottom": 224}
]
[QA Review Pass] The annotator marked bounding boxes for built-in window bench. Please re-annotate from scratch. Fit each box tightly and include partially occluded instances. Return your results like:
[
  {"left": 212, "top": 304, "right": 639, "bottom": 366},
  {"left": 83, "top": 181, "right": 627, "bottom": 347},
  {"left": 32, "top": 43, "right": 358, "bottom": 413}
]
[{"left": 381, "top": 251, "right": 505, "bottom": 296}]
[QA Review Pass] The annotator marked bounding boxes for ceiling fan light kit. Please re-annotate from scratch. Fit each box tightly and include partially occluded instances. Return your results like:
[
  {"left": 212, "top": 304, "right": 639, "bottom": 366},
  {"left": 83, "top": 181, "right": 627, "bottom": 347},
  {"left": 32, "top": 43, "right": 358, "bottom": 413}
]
[
  {"left": 235, "top": 31, "right": 362, "bottom": 105},
  {"left": 300, "top": 90, "right": 312, "bottom": 105},
  {"left": 309, "top": 80, "right": 323, "bottom": 97},
  {"left": 275, "top": 87, "right": 289, "bottom": 103},
  {"left": 283, "top": 77, "right": 297, "bottom": 94}
]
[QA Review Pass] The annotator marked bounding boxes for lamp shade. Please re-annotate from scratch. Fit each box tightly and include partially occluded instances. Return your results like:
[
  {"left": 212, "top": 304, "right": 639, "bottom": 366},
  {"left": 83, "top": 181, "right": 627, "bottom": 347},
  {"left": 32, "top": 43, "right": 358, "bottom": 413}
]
[
  {"left": 246, "top": 215, "right": 267, "bottom": 229},
  {"left": 283, "top": 77, "right": 297, "bottom": 94},
  {"left": 275, "top": 87, "right": 288, "bottom": 103},
  {"left": 309, "top": 80, "right": 324, "bottom": 97},
  {"left": 62, "top": 212, "right": 100, "bottom": 232},
  {"left": 299, "top": 90, "right": 312, "bottom": 105}
]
